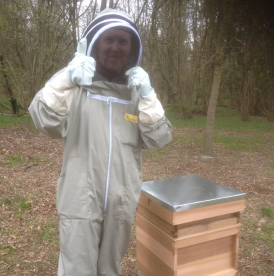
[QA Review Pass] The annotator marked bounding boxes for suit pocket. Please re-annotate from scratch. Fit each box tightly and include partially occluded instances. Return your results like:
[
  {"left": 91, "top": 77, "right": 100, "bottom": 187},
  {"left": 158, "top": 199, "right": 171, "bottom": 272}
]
[
  {"left": 57, "top": 156, "right": 90, "bottom": 219},
  {"left": 114, "top": 104, "right": 140, "bottom": 148},
  {"left": 119, "top": 118, "right": 140, "bottom": 147}
]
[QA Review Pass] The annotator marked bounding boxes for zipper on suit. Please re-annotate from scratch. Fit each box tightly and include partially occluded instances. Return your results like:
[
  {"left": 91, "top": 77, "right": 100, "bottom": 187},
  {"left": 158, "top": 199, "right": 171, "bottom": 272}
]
[
  {"left": 105, "top": 97, "right": 113, "bottom": 213},
  {"left": 87, "top": 92, "right": 131, "bottom": 212}
]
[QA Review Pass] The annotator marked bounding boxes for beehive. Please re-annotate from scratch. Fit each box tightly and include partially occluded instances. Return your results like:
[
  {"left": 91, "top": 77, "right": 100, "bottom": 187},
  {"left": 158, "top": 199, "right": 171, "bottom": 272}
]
[{"left": 136, "top": 175, "right": 246, "bottom": 276}]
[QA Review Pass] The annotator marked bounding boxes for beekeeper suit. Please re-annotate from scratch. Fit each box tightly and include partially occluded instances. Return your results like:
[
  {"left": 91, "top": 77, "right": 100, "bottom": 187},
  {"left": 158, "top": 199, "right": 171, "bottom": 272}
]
[{"left": 29, "top": 8, "right": 172, "bottom": 276}]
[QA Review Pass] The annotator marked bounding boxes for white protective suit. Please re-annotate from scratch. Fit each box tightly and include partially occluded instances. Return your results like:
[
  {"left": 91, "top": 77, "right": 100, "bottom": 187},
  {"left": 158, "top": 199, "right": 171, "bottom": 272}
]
[{"left": 29, "top": 8, "right": 172, "bottom": 276}]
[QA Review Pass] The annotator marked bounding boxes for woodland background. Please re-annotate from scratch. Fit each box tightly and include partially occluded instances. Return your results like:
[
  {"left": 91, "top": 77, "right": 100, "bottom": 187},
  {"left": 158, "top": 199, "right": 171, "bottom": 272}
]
[
  {"left": 0, "top": 1, "right": 273, "bottom": 117},
  {"left": 1, "top": 0, "right": 274, "bottom": 155}
]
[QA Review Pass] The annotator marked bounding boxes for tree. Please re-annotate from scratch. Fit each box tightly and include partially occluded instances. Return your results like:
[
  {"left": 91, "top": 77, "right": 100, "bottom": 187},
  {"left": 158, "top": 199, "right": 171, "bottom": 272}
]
[
  {"left": 203, "top": 0, "right": 232, "bottom": 156},
  {"left": 100, "top": 0, "right": 107, "bottom": 10},
  {"left": 1, "top": 0, "right": 274, "bottom": 124},
  {"left": 0, "top": 0, "right": 96, "bottom": 108},
  {"left": 0, "top": 54, "right": 18, "bottom": 114}
]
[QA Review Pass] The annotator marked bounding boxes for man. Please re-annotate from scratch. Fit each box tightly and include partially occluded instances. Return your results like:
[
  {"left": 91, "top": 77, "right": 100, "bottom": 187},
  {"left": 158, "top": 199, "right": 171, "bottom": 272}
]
[{"left": 29, "top": 8, "right": 172, "bottom": 276}]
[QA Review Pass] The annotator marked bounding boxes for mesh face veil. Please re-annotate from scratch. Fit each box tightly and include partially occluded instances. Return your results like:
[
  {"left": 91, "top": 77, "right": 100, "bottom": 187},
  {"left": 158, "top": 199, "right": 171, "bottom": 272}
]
[{"left": 81, "top": 8, "right": 142, "bottom": 68}]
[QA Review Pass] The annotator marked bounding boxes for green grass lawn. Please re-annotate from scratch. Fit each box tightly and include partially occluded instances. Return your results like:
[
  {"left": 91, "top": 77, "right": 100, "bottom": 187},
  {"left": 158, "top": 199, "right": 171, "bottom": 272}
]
[
  {"left": 0, "top": 97, "right": 32, "bottom": 128},
  {"left": 164, "top": 105, "right": 274, "bottom": 152},
  {"left": 0, "top": 114, "right": 33, "bottom": 128},
  {"left": 166, "top": 105, "right": 274, "bottom": 133}
]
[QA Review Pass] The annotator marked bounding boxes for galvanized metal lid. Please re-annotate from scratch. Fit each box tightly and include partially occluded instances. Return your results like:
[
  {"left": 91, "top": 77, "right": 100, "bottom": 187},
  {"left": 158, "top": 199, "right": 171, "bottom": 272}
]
[{"left": 141, "top": 175, "right": 247, "bottom": 213}]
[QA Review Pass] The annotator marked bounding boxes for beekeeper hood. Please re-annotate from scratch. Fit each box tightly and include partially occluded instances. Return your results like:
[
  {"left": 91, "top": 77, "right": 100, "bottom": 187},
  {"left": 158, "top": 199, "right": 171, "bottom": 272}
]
[{"left": 79, "top": 8, "right": 142, "bottom": 71}]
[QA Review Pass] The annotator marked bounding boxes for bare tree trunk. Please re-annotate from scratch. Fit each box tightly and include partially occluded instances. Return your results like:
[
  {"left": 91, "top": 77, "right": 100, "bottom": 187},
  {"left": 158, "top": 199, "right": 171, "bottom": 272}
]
[
  {"left": 203, "top": 48, "right": 223, "bottom": 156},
  {"left": 0, "top": 54, "right": 18, "bottom": 114},
  {"left": 100, "top": 0, "right": 106, "bottom": 11},
  {"left": 203, "top": 1, "right": 227, "bottom": 157},
  {"left": 109, "top": 0, "right": 114, "bottom": 8},
  {"left": 69, "top": 0, "right": 78, "bottom": 51}
]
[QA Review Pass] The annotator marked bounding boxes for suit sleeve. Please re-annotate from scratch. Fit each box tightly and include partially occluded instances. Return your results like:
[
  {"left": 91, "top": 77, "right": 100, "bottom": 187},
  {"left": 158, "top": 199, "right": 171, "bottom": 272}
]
[
  {"left": 138, "top": 93, "right": 172, "bottom": 149},
  {"left": 28, "top": 68, "right": 77, "bottom": 139}
]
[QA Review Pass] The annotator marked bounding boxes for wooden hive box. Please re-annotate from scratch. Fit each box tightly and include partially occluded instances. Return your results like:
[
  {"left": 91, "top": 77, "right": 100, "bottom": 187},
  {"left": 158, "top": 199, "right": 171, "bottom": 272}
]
[{"left": 136, "top": 175, "right": 246, "bottom": 276}]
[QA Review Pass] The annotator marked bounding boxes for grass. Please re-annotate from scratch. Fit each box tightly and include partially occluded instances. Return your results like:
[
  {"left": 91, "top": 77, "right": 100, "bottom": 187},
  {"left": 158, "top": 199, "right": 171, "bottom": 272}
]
[
  {"left": 261, "top": 207, "right": 274, "bottom": 218},
  {"left": 0, "top": 97, "right": 15, "bottom": 113},
  {"left": 29, "top": 156, "right": 50, "bottom": 163},
  {"left": 0, "top": 113, "right": 33, "bottom": 128},
  {"left": 0, "top": 97, "right": 33, "bottom": 128},
  {"left": 4, "top": 198, "right": 12, "bottom": 205},
  {"left": 163, "top": 105, "right": 273, "bottom": 152},
  {"left": 166, "top": 105, "right": 274, "bottom": 133},
  {"left": 142, "top": 146, "right": 167, "bottom": 159},
  {"left": 41, "top": 221, "right": 59, "bottom": 244},
  {"left": 2, "top": 195, "right": 32, "bottom": 212},
  {"left": 241, "top": 202, "right": 274, "bottom": 275},
  {"left": 256, "top": 225, "right": 274, "bottom": 246},
  {"left": 7, "top": 246, "right": 15, "bottom": 255},
  {"left": 170, "top": 132, "right": 265, "bottom": 152},
  {"left": 19, "top": 198, "right": 32, "bottom": 211},
  {"left": 4, "top": 155, "right": 23, "bottom": 167},
  {"left": 257, "top": 206, "right": 274, "bottom": 247},
  {"left": 213, "top": 134, "right": 264, "bottom": 151}
]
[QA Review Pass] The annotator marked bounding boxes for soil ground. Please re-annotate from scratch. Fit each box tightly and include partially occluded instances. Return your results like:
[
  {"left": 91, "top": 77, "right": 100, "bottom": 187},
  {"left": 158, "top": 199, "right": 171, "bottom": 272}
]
[{"left": 0, "top": 123, "right": 274, "bottom": 275}]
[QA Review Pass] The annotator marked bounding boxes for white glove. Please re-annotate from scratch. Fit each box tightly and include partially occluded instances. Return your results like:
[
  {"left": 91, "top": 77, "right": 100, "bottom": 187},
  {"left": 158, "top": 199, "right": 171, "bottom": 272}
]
[
  {"left": 126, "top": 67, "right": 155, "bottom": 98},
  {"left": 66, "top": 38, "right": 96, "bottom": 86}
]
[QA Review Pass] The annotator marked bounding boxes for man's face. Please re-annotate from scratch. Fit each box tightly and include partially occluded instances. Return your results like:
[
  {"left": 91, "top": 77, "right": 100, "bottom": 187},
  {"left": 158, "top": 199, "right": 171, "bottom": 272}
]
[{"left": 96, "top": 28, "right": 132, "bottom": 79}]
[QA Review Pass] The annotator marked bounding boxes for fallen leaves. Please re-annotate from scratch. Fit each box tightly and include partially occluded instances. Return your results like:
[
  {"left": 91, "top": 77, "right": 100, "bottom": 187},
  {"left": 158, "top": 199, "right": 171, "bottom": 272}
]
[{"left": 0, "top": 126, "right": 274, "bottom": 275}]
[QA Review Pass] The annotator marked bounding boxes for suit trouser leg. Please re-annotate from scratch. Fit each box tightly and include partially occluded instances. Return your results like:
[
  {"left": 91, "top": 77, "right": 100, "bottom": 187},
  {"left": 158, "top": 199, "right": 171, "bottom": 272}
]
[
  {"left": 97, "top": 216, "right": 134, "bottom": 276},
  {"left": 57, "top": 252, "right": 65, "bottom": 276},
  {"left": 57, "top": 218, "right": 102, "bottom": 276}
]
